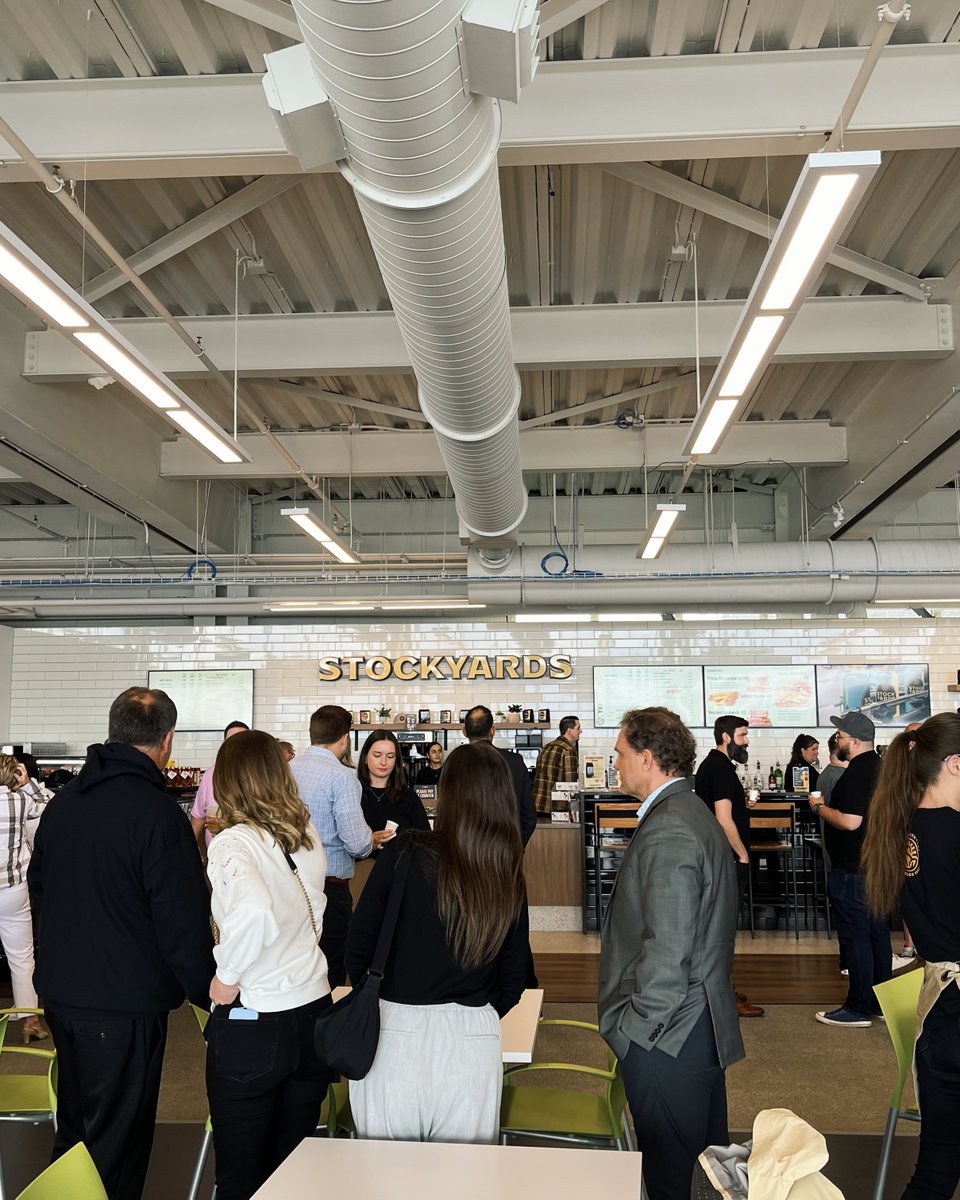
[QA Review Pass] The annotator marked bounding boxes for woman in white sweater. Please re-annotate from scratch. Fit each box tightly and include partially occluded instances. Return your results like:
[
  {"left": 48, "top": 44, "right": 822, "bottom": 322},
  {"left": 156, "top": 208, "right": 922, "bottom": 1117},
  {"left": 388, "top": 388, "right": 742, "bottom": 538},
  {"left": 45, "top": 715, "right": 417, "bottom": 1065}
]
[{"left": 205, "top": 730, "right": 332, "bottom": 1200}]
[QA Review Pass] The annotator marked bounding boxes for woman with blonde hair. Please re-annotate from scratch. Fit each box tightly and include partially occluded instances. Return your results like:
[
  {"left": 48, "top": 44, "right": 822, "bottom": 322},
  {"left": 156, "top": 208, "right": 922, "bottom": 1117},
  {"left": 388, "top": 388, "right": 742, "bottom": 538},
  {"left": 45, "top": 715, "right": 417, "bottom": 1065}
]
[
  {"left": 205, "top": 730, "right": 333, "bottom": 1200},
  {"left": 862, "top": 713, "right": 960, "bottom": 1200},
  {"left": 345, "top": 740, "right": 529, "bottom": 1143},
  {"left": 0, "top": 754, "right": 48, "bottom": 1042}
]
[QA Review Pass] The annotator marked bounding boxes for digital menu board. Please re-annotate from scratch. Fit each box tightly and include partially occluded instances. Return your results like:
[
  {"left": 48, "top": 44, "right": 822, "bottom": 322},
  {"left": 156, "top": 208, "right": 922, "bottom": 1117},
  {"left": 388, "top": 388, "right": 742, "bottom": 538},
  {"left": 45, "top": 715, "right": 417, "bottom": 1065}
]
[
  {"left": 703, "top": 665, "right": 817, "bottom": 728},
  {"left": 593, "top": 665, "right": 704, "bottom": 729},
  {"left": 815, "top": 663, "right": 930, "bottom": 727},
  {"left": 147, "top": 668, "right": 254, "bottom": 732}
]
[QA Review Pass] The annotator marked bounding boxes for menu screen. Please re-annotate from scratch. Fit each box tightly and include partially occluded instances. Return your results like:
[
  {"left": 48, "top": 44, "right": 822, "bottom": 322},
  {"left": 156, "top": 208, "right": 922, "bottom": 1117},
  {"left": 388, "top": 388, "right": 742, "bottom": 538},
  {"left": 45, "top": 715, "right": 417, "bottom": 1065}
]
[
  {"left": 147, "top": 668, "right": 254, "bottom": 732},
  {"left": 594, "top": 665, "right": 704, "bottom": 729},
  {"left": 703, "top": 665, "right": 817, "bottom": 728},
  {"left": 815, "top": 663, "right": 930, "bottom": 727}
]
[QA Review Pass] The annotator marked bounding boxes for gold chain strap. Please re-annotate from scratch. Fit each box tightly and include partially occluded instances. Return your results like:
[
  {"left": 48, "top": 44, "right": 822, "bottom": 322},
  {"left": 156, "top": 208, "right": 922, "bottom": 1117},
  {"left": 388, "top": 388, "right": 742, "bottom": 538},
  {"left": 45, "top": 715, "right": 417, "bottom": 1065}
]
[{"left": 209, "top": 843, "right": 317, "bottom": 944}]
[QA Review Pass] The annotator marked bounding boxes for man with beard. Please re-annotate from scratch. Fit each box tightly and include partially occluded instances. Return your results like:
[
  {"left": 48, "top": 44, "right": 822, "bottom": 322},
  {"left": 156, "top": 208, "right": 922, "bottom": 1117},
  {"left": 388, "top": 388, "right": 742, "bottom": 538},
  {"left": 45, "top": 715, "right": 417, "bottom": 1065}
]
[{"left": 695, "top": 714, "right": 764, "bottom": 1018}]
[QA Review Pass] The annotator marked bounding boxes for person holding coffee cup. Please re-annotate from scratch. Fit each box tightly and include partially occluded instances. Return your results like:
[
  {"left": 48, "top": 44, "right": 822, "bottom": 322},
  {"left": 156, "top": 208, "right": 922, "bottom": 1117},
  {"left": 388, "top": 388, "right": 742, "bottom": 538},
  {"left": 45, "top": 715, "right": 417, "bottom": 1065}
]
[{"left": 357, "top": 730, "right": 430, "bottom": 854}]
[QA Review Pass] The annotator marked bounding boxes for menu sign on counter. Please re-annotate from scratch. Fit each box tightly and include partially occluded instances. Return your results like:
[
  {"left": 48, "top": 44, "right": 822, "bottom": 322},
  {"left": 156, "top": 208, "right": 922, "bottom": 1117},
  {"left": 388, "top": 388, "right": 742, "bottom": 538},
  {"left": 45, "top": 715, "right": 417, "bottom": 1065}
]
[
  {"left": 703, "top": 665, "right": 816, "bottom": 728},
  {"left": 816, "top": 663, "right": 930, "bottom": 727},
  {"left": 594, "top": 665, "right": 704, "bottom": 729}
]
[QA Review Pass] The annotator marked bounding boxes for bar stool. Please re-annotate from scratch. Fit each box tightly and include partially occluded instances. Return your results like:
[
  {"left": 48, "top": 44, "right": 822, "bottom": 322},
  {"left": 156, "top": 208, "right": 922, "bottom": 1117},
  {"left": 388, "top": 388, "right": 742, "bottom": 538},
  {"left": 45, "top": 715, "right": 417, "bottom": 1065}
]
[
  {"left": 747, "top": 802, "right": 800, "bottom": 940},
  {"left": 592, "top": 802, "right": 638, "bottom": 929}
]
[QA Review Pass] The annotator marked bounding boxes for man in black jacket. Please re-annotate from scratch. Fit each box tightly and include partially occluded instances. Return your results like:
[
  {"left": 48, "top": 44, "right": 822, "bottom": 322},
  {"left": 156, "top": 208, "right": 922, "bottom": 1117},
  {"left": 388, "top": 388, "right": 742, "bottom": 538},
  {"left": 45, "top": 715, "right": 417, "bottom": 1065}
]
[
  {"left": 28, "top": 687, "right": 214, "bottom": 1200},
  {"left": 463, "top": 705, "right": 537, "bottom": 845}
]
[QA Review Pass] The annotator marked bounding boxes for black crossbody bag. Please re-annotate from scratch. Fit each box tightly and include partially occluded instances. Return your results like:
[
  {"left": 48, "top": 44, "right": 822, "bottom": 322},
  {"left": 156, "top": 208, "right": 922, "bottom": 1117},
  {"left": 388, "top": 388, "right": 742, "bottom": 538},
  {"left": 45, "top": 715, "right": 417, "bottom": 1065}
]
[{"left": 313, "top": 852, "right": 411, "bottom": 1079}]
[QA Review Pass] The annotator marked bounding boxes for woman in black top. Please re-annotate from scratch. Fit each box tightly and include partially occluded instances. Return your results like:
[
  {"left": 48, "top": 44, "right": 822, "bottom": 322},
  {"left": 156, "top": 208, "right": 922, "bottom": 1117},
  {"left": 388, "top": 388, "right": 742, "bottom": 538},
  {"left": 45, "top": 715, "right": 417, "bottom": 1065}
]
[
  {"left": 415, "top": 741, "right": 444, "bottom": 787},
  {"left": 786, "top": 734, "right": 820, "bottom": 793},
  {"left": 863, "top": 714, "right": 960, "bottom": 1200},
  {"left": 357, "top": 729, "right": 430, "bottom": 846},
  {"left": 346, "top": 741, "right": 529, "bottom": 1143}
]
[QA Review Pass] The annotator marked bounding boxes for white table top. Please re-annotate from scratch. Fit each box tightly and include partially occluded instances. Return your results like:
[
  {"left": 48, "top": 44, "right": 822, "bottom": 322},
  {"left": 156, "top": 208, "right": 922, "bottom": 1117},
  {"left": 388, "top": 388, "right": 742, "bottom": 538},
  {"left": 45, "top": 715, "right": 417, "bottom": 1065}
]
[
  {"left": 331, "top": 987, "right": 543, "bottom": 1064},
  {"left": 253, "top": 1137, "right": 642, "bottom": 1199}
]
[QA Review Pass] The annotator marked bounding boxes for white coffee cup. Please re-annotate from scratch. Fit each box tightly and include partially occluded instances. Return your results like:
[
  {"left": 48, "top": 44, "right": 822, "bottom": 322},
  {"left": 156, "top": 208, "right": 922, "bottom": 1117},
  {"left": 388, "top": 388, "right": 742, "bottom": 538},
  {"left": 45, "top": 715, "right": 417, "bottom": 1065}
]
[{"left": 382, "top": 819, "right": 399, "bottom": 841}]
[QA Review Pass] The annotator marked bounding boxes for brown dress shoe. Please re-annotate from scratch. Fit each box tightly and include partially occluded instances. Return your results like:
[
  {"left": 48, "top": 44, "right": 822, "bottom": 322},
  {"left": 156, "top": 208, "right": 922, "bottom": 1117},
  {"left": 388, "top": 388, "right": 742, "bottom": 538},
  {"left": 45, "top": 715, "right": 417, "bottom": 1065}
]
[{"left": 736, "top": 991, "right": 765, "bottom": 1018}]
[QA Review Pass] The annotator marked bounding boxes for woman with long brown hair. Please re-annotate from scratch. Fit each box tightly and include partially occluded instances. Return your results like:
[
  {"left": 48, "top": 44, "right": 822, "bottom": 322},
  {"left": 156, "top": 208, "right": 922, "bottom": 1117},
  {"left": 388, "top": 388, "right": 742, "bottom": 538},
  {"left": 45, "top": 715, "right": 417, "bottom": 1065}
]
[
  {"left": 357, "top": 728, "right": 430, "bottom": 849},
  {"left": 205, "top": 730, "right": 333, "bottom": 1200},
  {"left": 862, "top": 713, "right": 960, "bottom": 1200},
  {"left": 345, "top": 740, "right": 529, "bottom": 1142}
]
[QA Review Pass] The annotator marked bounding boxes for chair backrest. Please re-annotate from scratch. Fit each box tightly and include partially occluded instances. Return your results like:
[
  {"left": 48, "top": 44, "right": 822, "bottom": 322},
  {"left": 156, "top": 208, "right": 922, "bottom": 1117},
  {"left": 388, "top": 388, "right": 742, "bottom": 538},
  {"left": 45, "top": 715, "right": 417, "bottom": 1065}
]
[
  {"left": 190, "top": 1004, "right": 210, "bottom": 1033},
  {"left": 16, "top": 1143, "right": 107, "bottom": 1200},
  {"left": 873, "top": 969, "right": 923, "bottom": 1109}
]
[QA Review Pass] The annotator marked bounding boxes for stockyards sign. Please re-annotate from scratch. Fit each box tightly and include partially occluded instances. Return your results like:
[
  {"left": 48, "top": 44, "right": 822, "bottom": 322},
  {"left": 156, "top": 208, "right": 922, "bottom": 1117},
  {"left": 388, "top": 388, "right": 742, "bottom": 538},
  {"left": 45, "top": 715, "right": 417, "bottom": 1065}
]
[{"left": 318, "top": 653, "right": 572, "bottom": 682}]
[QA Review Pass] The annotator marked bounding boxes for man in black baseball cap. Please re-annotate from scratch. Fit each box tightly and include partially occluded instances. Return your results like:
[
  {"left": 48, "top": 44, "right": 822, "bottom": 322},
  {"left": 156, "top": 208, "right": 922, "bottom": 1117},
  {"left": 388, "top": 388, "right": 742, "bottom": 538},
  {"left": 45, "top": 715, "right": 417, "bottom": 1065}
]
[{"left": 811, "top": 710, "right": 890, "bottom": 1027}]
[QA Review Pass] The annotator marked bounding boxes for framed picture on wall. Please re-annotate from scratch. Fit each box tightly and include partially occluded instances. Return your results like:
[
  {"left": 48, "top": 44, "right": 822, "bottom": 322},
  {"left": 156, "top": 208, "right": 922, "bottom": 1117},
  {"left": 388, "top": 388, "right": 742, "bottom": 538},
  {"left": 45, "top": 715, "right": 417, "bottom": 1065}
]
[
  {"left": 439, "top": 709, "right": 453, "bottom": 724},
  {"left": 815, "top": 663, "right": 930, "bottom": 727}
]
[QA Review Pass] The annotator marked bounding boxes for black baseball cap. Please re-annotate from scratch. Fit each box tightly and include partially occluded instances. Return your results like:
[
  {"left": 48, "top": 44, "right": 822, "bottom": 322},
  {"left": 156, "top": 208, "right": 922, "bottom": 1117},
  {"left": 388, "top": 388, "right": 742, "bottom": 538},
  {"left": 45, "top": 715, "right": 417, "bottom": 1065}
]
[{"left": 830, "top": 710, "right": 875, "bottom": 741}]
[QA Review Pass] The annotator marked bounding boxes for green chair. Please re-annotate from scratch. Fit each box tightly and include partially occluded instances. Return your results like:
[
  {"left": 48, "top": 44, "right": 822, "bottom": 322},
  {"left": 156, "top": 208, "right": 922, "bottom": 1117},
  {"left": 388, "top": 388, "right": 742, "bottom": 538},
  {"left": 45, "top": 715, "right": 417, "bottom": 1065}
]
[
  {"left": 872, "top": 969, "right": 923, "bottom": 1200},
  {"left": 499, "top": 1019, "right": 633, "bottom": 1150},
  {"left": 187, "top": 1006, "right": 216, "bottom": 1200},
  {"left": 322, "top": 1080, "right": 355, "bottom": 1138},
  {"left": 15, "top": 1143, "right": 106, "bottom": 1200},
  {"left": 0, "top": 1011, "right": 57, "bottom": 1200}
]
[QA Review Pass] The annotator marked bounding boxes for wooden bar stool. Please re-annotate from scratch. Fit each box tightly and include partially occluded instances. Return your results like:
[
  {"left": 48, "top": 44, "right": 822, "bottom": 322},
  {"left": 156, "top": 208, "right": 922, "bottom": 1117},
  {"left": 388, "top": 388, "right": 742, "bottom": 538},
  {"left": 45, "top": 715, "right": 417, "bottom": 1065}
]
[{"left": 747, "top": 802, "right": 800, "bottom": 940}]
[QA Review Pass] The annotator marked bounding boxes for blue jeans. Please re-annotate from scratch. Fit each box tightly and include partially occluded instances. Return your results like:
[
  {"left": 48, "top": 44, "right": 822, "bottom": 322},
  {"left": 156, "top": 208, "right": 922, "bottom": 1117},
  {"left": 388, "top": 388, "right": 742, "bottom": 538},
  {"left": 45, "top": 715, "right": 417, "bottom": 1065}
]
[{"left": 827, "top": 868, "right": 890, "bottom": 1015}]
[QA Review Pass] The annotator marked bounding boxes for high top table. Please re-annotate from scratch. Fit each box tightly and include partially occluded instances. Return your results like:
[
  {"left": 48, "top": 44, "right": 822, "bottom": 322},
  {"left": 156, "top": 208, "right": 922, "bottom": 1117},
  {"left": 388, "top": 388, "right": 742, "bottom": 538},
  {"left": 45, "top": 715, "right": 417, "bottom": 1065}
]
[
  {"left": 332, "top": 986, "right": 544, "bottom": 1063},
  {"left": 252, "top": 1137, "right": 642, "bottom": 1199}
]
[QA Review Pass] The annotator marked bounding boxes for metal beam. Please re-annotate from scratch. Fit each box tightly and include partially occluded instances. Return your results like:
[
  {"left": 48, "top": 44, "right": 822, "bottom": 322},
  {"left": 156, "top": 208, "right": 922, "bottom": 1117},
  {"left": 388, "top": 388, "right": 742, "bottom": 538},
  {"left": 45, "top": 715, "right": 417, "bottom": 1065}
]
[
  {"left": 265, "top": 380, "right": 430, "bottom": 425},
  {"left": 200, "top": 0, "right": 301, "bottom": 38},
  {"left": 83, "top": 176, "right": 302, "bottom": 301},
  {"left": 539, "top": 0, "right": 612, "bottom": 39},
  {"left": 25, "top": 297, "right": 953, "bottom": 380},
  {"left": 605, "top": 163, "right": 932, "bottom": 302},
  {"left": 520, "top": 375, "right": 699, "bottom": 428},
  {"left": 2, "top": 44, "right": 960, "bottom": 179},
  {"left": 160, "top": 420, "right": 847, "bottom": 479}
]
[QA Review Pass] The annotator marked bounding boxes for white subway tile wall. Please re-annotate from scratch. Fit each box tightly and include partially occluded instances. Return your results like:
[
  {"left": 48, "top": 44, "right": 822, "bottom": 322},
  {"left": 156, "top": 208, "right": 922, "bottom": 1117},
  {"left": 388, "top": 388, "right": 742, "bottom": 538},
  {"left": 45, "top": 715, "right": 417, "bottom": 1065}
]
[{"left": 7, "top": 619, "right": 956, "bottom": 769}]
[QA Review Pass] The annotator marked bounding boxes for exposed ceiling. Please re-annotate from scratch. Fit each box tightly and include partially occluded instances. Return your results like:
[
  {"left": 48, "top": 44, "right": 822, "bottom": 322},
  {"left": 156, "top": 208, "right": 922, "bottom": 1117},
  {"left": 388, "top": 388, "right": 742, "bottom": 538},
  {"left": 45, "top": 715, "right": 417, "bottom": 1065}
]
[{"left": 0, "top": 0, "right": 959, "bottom": 620}]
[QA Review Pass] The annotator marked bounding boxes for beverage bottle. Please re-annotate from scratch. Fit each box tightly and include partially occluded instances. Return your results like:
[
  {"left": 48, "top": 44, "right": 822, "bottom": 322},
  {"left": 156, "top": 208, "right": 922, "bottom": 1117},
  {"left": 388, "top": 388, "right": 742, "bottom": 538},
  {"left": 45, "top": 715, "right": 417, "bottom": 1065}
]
[
  {"left": 774, "top": 761, "right": 783, "bottom": 790},
  {"left": 767, "top": 765, "right": 776, "bottom": 789},
  {"left": 754, "top": 761, "right": 762, "bottom": 788}
]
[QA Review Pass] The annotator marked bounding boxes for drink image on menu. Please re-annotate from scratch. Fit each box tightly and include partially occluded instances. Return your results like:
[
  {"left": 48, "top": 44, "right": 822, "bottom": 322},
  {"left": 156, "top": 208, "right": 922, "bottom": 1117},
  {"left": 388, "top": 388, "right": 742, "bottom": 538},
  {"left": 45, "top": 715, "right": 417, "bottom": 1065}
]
[{"left": 815, "top": 663, "right": 930, "bottom": 727}]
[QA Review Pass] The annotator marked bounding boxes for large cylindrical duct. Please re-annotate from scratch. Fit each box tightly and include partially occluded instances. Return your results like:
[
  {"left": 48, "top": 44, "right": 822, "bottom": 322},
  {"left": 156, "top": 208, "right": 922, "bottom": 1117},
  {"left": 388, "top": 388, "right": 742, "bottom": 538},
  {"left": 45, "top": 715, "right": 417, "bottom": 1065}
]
[
  {"left": 467, "top": 540, "right": 960, "bottom": 606},
  {"left": 292, "top": 0, "right": 527, "bottom": 540}
]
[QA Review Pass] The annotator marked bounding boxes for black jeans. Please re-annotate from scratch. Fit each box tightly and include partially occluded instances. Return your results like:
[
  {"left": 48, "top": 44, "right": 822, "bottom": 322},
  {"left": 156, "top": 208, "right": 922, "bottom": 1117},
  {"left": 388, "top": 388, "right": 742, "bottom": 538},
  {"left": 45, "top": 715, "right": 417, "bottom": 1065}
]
[
  {"left": 47, "top": 1009, "right": 168, "bottom": 1200},
  {"left": 827, "top": 868, "right": 890, "bottom": 1014},
  {"left": 903, "top": 992, "right": 960, "bottom": 1200},
  {"left": 205, "top": 993, "right": 334, "bottom": 1200},
  {"left": 321, "top": 879, "right": 353, "bottom": 988},
  {"left": 620, "top": 1006, "right": 728, "bottom": 1200}
]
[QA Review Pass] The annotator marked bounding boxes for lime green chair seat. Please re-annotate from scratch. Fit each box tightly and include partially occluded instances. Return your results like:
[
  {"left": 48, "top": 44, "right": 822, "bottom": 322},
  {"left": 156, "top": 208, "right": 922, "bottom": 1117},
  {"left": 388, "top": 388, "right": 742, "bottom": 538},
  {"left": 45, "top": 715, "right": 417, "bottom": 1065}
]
[
  {"left": 0, "top": 1011, "right": 57, "bottom": 1200},
  {"left": 872, "top": 968, "right": 923, "bottom": 1200},
  {"left": 323, "top": 1080, "right": 355, "bottom": 1138},
  {"left": 16, "top": 1143, "right": 106, "bottom": 1200},
  {"left": 499, "top": 1020, "right": 633, "bottom": 1150}
]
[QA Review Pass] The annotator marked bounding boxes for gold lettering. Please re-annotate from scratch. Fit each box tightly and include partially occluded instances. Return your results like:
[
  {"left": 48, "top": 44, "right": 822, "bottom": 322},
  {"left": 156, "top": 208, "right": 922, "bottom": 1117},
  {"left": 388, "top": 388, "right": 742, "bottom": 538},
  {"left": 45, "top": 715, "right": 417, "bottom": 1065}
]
[
  {"left": 466, "top": 655, "right": 493, "bottom": 680},
  {"left": 523, "top": 655, "right": 547, "bottom": 679},
  {"left": 318, "top": 657, "right": 341, "bottom": 681},
  {"left": 394, "top": 655, "right": 418, "bottom": 681},
  {"left": 446, "top": 655, "right": 469, "bottom": 679},
  {"left": 365, "top": 655, "right": 393, "bottom": 681},
  {"left": 341, "top": 656, "right": 364, "bottom": 682},
  {"left": 501, "top": 654, "right": 521, "bottom": 679},
  {"left": 421, "top": 655, "right": 446, "bottom": 679},
  {"left": 549, "top": 654, "right": 573, "bottom": 679}
]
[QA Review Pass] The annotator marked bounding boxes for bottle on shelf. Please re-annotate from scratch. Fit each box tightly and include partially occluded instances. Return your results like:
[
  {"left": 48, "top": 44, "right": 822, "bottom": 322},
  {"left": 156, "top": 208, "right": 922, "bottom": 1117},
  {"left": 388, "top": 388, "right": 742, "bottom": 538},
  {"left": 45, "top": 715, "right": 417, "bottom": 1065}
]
[
  {"left": 605, "top": 756, "right": 620, "bottom": 789},
  {"left": 767, "top": 764, "right": 776, "bottom": 789},
  {"left": 774, "top": 761, "right": 784, "bottom": 790},
  {"left": 753, "top": 761, "right": 762, "bottom": 789}
]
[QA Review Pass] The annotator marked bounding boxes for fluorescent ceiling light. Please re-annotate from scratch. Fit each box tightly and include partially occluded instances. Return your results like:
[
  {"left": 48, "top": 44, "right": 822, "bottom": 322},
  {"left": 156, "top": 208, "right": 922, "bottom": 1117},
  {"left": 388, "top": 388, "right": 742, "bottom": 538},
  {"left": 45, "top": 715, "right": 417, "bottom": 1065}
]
[
  {"left": 267, "top": 600, "right": 370, "bottom": 611},
  {"left": 874, "top": 598, "right": 960, "bottom": 605},
  {"left": 761, "top": 175, "right": 859, "bottom": 310},
  {"left": 864, "top": 607, "right": 918, "bottom": 618},
  {"left": 682, "top": 150, "right": 880, "bottom": 460},
  {"left": 0, "top": 243, "right": 88, "bottom": 329},
  {"left": 639, "top": 502, "right": 686, "bottom": 560},
  {"left": 596, "top": 612, "right": 664, "bottom": 622},
  {"left": 514, "top": 612, "right": 593, "bottom": 623},
  {"left": 377, "top": 602, "right": 486, "bottom": 611},
  {"left": 281, "top": 507, "right": 361, "bottom": 564},
  {"left": 73, "top": 332, "right": 180, "bottom": 410},
  {"left": 676, "top": 612, "right": 776, "bottom": 621},
  {"left": 689, "top": 399, "right": 739, "bottom": 456},
  {"left": 717, "top": 316, "right": 784, "bottom": 398},
  {"left": 167, "top": 409, "right": 243, "bottom": 464}
]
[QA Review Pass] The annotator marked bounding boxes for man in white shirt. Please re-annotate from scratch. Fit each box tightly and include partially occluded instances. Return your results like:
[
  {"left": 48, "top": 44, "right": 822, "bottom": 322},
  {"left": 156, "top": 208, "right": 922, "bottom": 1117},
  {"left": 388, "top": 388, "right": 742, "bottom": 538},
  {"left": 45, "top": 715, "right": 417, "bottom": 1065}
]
[{"left": 290, "top": 705, "right": 378, "bottom": 987}]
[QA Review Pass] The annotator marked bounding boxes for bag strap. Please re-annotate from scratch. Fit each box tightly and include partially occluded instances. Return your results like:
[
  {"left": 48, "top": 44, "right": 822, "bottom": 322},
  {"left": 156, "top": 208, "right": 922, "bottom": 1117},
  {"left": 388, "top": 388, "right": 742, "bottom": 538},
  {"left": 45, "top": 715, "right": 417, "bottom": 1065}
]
[
  {"left": 367, "top": 850, "right": 412, "bottom": 981},
  {"left": 282, "top": 846, "right": 319, "bottom": 938}
]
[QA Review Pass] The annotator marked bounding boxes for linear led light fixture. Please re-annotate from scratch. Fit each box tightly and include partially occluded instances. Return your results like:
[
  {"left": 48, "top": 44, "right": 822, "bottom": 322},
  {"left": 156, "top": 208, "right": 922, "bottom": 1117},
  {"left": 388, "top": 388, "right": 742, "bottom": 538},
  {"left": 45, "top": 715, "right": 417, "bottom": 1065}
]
[
  {"left": 595, "top": 612, "right": 664, "bottom": 622},
  {"left": 0, "top": 218, "right": 247, "bottom": 465},
  {"left": 281, "top": 507, "right": 361, "bottom": 565},
  {"left": 682, "top": 150, "right": 881, "bottom": 457},
  {"left": 638, "top": 503, "right": 686, "bottom": 561},
  {"left": 514, "top": 612, "right": 593, "bottom": 623}
]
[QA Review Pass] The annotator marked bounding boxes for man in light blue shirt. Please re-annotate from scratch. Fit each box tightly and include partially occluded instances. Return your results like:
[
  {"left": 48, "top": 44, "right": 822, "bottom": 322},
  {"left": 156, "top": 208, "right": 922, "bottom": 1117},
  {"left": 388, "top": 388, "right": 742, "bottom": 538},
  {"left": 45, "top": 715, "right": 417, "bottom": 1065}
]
[{"left": 291, "top": 705, "right": 375, "bottom": 987}]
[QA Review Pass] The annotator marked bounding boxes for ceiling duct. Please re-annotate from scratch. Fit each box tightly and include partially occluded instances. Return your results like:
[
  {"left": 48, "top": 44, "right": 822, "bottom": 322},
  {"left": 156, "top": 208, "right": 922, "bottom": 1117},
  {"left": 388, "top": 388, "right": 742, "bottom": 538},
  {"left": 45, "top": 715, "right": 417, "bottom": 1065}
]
[
  {"left": 466, "top": 540, "right": 960, "bottom": 606},
  {"left": 272, "top": 0, "right": 535, "bottom": 542}
]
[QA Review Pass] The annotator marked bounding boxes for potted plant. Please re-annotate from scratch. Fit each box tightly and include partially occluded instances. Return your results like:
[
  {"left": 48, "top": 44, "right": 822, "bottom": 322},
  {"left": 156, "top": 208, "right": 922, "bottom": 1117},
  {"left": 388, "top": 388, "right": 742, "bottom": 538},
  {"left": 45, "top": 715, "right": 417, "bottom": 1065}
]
[
  {"left": 507, "top": 703, "right": 522, "bottom": 725},
  {"left": 377, "top": 704, "right": 391, "bottom": 722},
  {"left": 495, "top": 708, "right": 506, "bottom": 720}
]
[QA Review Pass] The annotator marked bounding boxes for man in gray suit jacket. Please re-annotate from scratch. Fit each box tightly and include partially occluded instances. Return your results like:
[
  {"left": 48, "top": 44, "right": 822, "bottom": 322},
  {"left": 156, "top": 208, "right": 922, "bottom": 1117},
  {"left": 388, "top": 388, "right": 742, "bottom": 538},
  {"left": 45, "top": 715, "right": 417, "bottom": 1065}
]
[{"left": 598, "top": 707, "right": 744, "bottom": 1200}]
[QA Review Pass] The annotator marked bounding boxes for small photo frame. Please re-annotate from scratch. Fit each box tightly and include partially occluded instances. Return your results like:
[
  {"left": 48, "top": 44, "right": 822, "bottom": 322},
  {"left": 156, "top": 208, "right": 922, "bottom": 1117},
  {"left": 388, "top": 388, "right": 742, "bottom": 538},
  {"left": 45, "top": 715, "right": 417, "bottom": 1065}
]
[
  {"left": 358, "top": 710, "right": 371, "bottom": 725},
  {"left": 418, "top": 708, "right": 432, "bottom": 724},
  {"left": 458, "top": 708, "right": 469, "bottom": 722},
  {"left": 537, "top": 708, "right": 551, "bottom": 723},
  {"left": 440, "top": 708, "right": 453, "bottom": 724},
  {"left": 521, "top": 708, "right": 535, "bottom": 723}
]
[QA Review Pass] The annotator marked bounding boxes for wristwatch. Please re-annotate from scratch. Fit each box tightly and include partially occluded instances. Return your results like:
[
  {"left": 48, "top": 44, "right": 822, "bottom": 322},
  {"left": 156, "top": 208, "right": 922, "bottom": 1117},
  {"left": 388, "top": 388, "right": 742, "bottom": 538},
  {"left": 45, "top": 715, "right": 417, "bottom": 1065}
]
[{"left": 811, "top": 803, "right": 823, "bottom": 814}]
